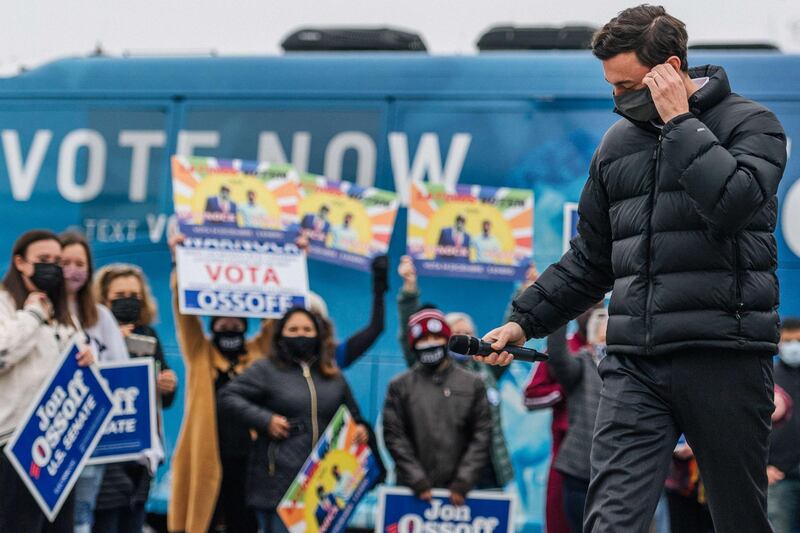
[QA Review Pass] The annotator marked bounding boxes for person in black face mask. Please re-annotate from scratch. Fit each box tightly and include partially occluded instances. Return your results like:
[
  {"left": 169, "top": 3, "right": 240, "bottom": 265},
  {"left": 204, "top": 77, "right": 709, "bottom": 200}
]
[
  {"left": 0, "top": 229, "right": 95, "bottom": 533},
  {"left": 479, "top": 6, "right": 787, "bottom": 532},
  {"left": 93, "top": 264, "right": 178, "bottom": 533},
  {"left": 219, "top": 307, "right": 374, "bottom": 533},
  {"left": 382, "top": 307, "right": 493, "bottom": 507},
  {"left": 164, "top": 245, "right": 274, "bottom": 533}
]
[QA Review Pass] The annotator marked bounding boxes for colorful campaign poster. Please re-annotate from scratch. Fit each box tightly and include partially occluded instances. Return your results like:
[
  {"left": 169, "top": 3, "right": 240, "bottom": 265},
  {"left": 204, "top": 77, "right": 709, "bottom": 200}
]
[
  {"left": 375, "top": 487, "right": 515, "bottom": 533},
  {"left": 172, "top": 156, "right": 301, "bottom": 241},
  {"left": 175, "top": 239, "right": 308, "bottom": 318},
  {"left": 3, "top": 341, "right": 115, "bottom": 521},
  {"left": 407, "top": 182, "right": 534, "bottom": 280},
  {"left": 90, "top": 358, "right": 158, "bottom": 464},
  {"left": 277, "top": 406, "right": 381, "bottom": 533},
  {"left": 297, "top": 175, "right": 399, "bottom": 271}
]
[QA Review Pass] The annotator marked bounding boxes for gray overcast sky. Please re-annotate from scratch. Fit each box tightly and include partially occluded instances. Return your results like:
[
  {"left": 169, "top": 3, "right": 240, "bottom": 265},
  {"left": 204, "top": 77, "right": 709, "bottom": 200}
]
[{"left": 1, "top": 0, "right": 799, "bottom": 71}]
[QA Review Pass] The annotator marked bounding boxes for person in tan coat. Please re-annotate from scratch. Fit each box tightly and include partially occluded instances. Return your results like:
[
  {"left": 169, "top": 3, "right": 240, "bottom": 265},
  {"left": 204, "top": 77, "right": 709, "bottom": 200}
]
[{"left": 167, "top": 234, "right": 272, "bottom": 533}]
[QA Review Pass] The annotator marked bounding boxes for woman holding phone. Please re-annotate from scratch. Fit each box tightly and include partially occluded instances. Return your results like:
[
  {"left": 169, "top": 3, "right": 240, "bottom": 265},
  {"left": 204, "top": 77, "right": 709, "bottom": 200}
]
[{"left": 93, "top": 263, "right": 177, "bottom": 532}]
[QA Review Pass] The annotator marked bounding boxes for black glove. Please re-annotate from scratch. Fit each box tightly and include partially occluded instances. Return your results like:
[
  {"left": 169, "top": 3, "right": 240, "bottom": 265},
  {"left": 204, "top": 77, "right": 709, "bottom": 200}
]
[{"left": 371, "top": 255, "right": 389, "bottom": 294}]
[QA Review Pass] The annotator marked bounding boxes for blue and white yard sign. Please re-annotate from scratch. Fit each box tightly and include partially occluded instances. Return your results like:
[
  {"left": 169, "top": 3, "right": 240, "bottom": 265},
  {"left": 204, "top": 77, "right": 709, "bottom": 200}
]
[
  {"left": 3, "top": 341, "right": 115, "bottom": 521},
  {"left": 375, "top": 487, "right": 515, "bottom": 533},
  {"left": 175, "top": 239, "right": 309, "bottom": 319},
  {"left": 90, "top": 358, "right": 158, "bottom": 464}
]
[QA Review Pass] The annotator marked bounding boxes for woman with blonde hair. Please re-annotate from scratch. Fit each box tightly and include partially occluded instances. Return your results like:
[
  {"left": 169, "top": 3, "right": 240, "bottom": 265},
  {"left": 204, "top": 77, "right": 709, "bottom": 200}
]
[{"left": 93, "top": 263, "right": 177, "bottom": 532}]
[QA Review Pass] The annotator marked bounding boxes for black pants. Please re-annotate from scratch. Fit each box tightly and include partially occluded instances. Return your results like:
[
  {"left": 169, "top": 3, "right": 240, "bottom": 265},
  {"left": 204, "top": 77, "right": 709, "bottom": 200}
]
[
  {"left": 562, "top": 473, "right": 589, "bottom": 533},
  {"left": 584, "top": 350, "right": 774, "bottom": 533},
  {"left": 667, "top": 492, "right": 714, "bottom": 533},
  {"left": 0, "top": 450, "right": 75, "bottom": 532},
  {"left": 93, "top": 503, "right": 146, "bottom": 533},
  {"left": 214, "top": 455, "right": 257, "bottom": 533}
]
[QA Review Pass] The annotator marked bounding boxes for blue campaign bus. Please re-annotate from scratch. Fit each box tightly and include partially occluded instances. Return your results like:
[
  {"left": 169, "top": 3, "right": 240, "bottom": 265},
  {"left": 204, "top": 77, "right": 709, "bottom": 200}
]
[{"left": 0, "top": 51, "right": 798, "bottom": 531}]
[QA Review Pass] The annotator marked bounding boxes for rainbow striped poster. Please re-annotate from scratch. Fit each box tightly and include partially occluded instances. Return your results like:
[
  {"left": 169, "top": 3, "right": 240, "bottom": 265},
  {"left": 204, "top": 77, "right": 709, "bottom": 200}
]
[
  {"left": 296, "top": 174, "right": 398, "bottom": 271},
  {"left": 277, "top": 406, "right": 381, "bottom": 533},
  {"left": 172, "top": 156, "right": 301, "bottom": 241},
  {"left": 407, "top": 182, "right": 534, "bottom": 281}
]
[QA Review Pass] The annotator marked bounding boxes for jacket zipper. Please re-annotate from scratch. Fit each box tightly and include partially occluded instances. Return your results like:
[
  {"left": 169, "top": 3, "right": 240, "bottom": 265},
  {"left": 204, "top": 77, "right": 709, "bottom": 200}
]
[
  {"left": 644, "top": 135, "right": 662, "bottom": 355},
  {"left": 268, "top": 363, "right": 320, "bottom": 476},
  {"left": 733, "top": 236, "right": 744, "bottom": 335},
  {"left": 300, "top": 361, "right": 319, "bottom": 445}
]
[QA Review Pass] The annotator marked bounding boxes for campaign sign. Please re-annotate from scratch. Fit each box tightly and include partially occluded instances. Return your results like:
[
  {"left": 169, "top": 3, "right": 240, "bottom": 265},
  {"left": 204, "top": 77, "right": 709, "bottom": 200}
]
[
  {"left": 563, "top": 202, "right": 579, "bottom": 254},
  {"left": 297, "top": 174, "right": 399, "bottom": 271},
  {"left": 175, "top": 238, "right": 309, "bottom": 318},
  {"left": 278, "top": 406, "right": 381, "bottom": 533},
  {"left": 172, "top": 156, "right": 301, "bottom": 242},
  {"left": 3, "top": 342, "right": 115, "bottom": 521},
  {"left": 375, "top": 487, "right": 515, "bottom": 533},
  {"left": 89, "top": 358, "right": 157, "bottom": 464},
  {"left": 407, "top": 182, "right": 534, "bottom": 281}
]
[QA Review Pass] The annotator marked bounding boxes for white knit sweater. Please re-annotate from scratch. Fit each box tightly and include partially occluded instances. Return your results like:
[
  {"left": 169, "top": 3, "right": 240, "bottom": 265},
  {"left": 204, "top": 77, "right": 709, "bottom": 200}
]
[{"left": 0, "top": 289, "right": 74, "bottom": 444}]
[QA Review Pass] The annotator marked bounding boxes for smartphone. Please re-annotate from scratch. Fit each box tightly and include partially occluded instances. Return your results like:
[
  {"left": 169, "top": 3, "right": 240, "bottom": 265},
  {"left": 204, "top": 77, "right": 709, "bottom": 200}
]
[{"left": 126, "top": 333, "right": 157, "bottom": 356}]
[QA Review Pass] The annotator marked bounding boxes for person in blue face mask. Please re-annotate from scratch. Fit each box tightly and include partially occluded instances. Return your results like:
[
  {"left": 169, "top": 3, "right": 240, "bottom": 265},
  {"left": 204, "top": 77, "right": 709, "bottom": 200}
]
[{"left": 767, "top": 317, "right": 800, "bottom": 533}]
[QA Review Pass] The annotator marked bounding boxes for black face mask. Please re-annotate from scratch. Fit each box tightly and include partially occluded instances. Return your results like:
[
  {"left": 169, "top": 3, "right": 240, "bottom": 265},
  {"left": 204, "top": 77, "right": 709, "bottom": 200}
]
[
  {"left": 30, "top": 262, "right": 63, "bottom": 294},
  {"left": 613, "top": 87, "right": 661, "bottom": 123},
  {"left": 213, "top": 331, "right": 246, "bottom": 361},
  {"left": 414, "top": 345, "right": 447, "bottom": 368},
  {"left": 280, "top": 335, "right": 319, "bottom": 361},
  {"left": 111, "top": 297, "right": 142, "bottom": 324}
]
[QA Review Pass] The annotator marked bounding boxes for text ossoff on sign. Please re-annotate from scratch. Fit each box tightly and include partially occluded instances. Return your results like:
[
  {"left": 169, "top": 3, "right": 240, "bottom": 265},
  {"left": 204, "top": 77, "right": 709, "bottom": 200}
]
[
  {"left": 90, "top": 358, "right": 158, "bottom": 465},
  {"left": 176, "top": 240, "right": 309, "bottom": 319},
  {"left": 3, "top": 341, "right": 114, "bottom": 521},
  {"left": 374, "top": 488, "right": 514, "bottom": 533}
]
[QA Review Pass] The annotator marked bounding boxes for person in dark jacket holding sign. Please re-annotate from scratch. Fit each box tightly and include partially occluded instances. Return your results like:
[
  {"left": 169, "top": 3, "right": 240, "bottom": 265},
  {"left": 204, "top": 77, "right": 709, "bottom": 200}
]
[
  {"left": 477, "top": 6, "right": 787, "bottom": 533},
  {"left": 383, "top": 307, "right": 493, "bottom": 506},
  {"left": 219, "top": 307, "right": 371, "bottom": 533}
]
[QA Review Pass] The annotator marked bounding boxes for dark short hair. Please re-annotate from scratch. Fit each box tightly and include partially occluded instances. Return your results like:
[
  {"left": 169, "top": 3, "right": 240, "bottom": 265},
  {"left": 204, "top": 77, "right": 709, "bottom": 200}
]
[
  {"left": 592, "top": 4, "right": 689, "bottom": 72},
  {"left": 782, "top": 317, "right": 800, "bottom": 332}
]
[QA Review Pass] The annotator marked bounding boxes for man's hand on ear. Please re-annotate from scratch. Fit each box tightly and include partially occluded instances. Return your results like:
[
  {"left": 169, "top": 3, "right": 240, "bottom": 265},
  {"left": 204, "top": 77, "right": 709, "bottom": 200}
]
[{"left": 643, "top": 63, "right": 690, "bottom": 124}]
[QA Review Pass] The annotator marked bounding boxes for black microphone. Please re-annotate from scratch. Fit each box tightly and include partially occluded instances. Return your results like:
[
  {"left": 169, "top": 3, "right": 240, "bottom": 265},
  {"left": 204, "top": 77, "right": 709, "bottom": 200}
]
[{"left": 448, "top": 335, "right": 549, "bottom": 363}]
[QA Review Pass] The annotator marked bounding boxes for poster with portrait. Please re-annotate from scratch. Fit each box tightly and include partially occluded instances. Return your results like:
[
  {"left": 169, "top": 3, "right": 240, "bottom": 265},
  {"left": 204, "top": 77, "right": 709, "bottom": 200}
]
[
  {"left": 277, "top": 406, "right": 381, "bottom": 533},
  {"left": 407, "top": 182, "right": 534, "bottom": 281},
  {"left": 172, "top": 156, "right": 301, "bottom": 241},
  {"left": 296, "top": 175, "right": 399, "bottom": 271}
]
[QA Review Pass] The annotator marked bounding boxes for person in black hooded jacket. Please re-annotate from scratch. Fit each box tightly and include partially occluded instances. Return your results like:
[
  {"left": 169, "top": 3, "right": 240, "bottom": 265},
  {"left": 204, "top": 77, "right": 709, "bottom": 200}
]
[
  {"left": 477, "top": 6, "right": 787, "bottom": 533},
  {"left": 218, "top": 307, "right": 373, "bottom": 533}
]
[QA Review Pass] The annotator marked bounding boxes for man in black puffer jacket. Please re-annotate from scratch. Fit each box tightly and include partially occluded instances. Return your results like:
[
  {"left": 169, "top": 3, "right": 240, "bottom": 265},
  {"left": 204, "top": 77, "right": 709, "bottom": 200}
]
[{"left": 478, "top": 6, "right": 787, "bottom": 533}]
